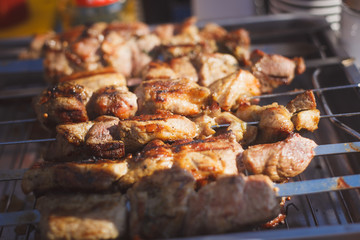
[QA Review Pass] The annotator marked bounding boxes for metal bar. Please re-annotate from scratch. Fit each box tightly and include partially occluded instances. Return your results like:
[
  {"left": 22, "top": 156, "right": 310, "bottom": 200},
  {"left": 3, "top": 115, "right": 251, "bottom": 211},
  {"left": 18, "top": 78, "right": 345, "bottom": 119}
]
[
  {"left": 276, "top": 174, "right": 360, "bottom": 197},
  {"left": 251, "top": 83, "right": 360, "bottom": 100},
  {"left": 0, "top": 138, "right": 55, "bottom": 146}
]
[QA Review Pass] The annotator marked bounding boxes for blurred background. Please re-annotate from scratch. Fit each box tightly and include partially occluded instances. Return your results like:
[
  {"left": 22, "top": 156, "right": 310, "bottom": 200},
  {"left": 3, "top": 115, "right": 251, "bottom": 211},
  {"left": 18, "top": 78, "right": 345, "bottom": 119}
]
[{"left": 0, "top": 0, "right": 359, "bottom": 63}]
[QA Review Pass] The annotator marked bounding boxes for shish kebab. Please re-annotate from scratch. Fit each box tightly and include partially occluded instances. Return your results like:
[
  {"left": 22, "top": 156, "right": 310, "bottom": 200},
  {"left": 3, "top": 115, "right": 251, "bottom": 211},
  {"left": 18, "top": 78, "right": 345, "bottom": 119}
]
[{"left": 1, "top": 172, "right": 360, "bottom": 239}]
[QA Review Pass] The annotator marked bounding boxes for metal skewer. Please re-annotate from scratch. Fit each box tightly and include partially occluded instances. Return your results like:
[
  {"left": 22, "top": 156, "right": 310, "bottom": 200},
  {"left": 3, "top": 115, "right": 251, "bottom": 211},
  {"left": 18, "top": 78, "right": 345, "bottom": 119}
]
[
  {"left": 250, "top": 83, "right": 360, "bottom": 100},
  {"left": 1, "top": 173, "right": 359, "bottom": 226}
]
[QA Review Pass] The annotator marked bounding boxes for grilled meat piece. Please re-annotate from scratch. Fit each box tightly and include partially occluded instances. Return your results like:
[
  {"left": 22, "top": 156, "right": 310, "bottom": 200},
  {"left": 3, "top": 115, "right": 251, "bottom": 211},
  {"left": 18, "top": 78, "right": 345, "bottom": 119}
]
[
  {"left": 184, "top": 174, "right": 279, "bottom": 236},
  {"left": 37, "top": 193, "right": 127, "bottom": 240},
  {"left": 119, "top": 140, "right": 174, "bottom": 189},
  {"left": 169, "top": 56, "right": 198, "bottom": 82},
  {"left": 34, "top": 82, "right": 91, "bottom": 130},
  {"left": 45, "top": 116, "right": 124, "bottom": 161},
  {"left": 242, "top": 133, "right": 317, "bottom": 182},
  {"left": 87, "top": 85, "right": 137, "bottom": 119},
  {"left": 214, "top": 112, "right": 247, "bottom": 142},
  {"left": 209, "top": 69, "right": 261, "bottom": 111},
  {"left": 118, "top": 111, "right": 198, "bottom": 152},
  {"left": 195, "top": 53, "right": 239, "bottom": 87},
  {"left": 21, "top": 158, "right": 128, "bottom": 195},
  {"left": 128, "top": 168, "right": 279, "bottom": 239},
  {"left": 257, "top": 105, "right": 294, "bottom": 144},
  {"left": 199, "top": 23, "right": 227, "bottom": 42},
  {"left": 141, "top": 60, "right": 178, "bottom": 81},
  {"left": 222, "top": 28, "right": 251, "bottom": 64},
  {"left": 85, "top": 116, "right": 125, "bottom": 159},
  {"left": 128, "top": 168, "right": 195, "bottom": 239},
  {"left": 250, "top": 49, "right": 306, "bottom": 93},
  {"left": 286, "top": 90, "right": 317, "bottom": 114},
  {"left": 135, "top": 78, "right": 211, "bottom": 116},
  {"left": 236, "top": 102, "right": 279, "bottom": 122},
  {"left": 172, "top": 132, "right": 243, "bottom": 186},
  {"left": 291, "top": 109, "right": 320, "bottom": 132}
]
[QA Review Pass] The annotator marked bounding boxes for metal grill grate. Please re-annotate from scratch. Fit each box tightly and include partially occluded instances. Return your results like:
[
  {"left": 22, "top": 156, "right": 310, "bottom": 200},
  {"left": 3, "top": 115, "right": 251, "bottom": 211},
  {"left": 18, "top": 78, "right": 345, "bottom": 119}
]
[{"left": 1, "top": 14, "right": 360, "bottom": 239}]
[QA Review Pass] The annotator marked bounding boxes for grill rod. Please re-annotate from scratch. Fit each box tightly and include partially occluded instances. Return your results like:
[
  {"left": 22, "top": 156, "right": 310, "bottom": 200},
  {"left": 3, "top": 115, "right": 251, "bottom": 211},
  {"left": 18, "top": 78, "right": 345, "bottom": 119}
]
[
  {"left": 1, "top": 173, "right": 359, "bottom": 226},
  {"left": 250, "top": 83, "right": 360, "bottom": 100},
  {"left": 0, "top": 112, "right": 360, "bottom": 145}
]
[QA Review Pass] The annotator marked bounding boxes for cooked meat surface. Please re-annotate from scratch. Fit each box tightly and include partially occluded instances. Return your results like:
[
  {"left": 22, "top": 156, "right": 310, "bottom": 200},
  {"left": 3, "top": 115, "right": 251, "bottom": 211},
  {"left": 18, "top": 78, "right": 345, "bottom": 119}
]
[
  {"left": 222, "top": 28, "right": 251, "bottom": 64},
  {"left": 286, "top": 90, "right": 317, "bottom": 114},
  {"left": 135, "top": 78, "right": 211, "bottom": 116},
  {"left": 184, "top": 173, "right": 279, "bottom": 236},
  {"left": 236, "top": 102, "right": 279, "bottom": 122},
  {"left": 21, "top": 158, "right": 128, "bottom": 195},
  {"left": 128, "top": 168, "right": 195, "bottom": 239},
  {"left": 141, "top": 60, "right": 178, "bottom": 81},
  {"left": 214, "top": 112, "right": 247, "bottom": 142},
  {"left": 169, "top": 56, "right": 198, "bottom": 82},
  {"left": 128, "top": 168, "right": 279, "bottom": 239},
  {"left": 250, "top": 49, "right": 306, "bottom": 93},
  {"left": 291, "top": 109, "right": 320, "bottom": 132},
  {"left": 256, "top": 105, "right": 294, "bottom": 144},
  {"left": 242, "top": 133, "right": 317, "bottom": 181},
  {"left": 87, "top": 85, "right": 137, "bottom": 119},
  {"left": 195, "top": 53, "right": 239, "bottom": 87},
  {"left": 171, "top": 132, "right": 243, "bottom": 186},
  {"left": 118, "top": 111, "right": 198, "bottom": 152},
  {"left": 34, "top": 82, "right": 91, "bottom": 130},
  {"left": 45, "top": 116, "right": 124, "bottom": 161},
  {"left": 209, "top": 69, "right": 261, "bottom": 111},
  {"left": 37, "top": 193, "right": 127, "bottom": 240}
]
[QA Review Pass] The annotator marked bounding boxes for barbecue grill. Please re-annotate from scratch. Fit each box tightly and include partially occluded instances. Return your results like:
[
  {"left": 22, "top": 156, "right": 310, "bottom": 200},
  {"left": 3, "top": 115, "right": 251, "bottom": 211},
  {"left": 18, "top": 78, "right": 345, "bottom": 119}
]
[{"left": 1, "top": 13, "right": 360, "bottom": 239}]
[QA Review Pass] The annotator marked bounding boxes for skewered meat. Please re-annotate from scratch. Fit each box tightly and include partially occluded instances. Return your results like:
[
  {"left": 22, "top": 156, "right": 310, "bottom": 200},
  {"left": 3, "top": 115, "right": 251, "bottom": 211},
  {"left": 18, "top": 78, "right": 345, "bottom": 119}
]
[
  {"left": 36, "top": 192, "right": 127, "bottom": 240},
  {"left": 242, "top": 133, "right": 317, "bottom": 182},
  {"left": 128, "top": 168, "right": 279, "bottom": 238},
  {"left": 183, "top": 174, "right": 279, "bottom": 236},
  {"left": 34, "top": 71, "right": 126, "bottom": 130},
  {"left": 236, "top": 102, "right": 279, "bottom": 122},
  {"left": 256, "top": 105, "right": 294, "bottom": 144},
  {"left": 214, "top": 112, "right": 247, "bottom": 142},
  {"left": 141, "top": 60, "right": 178, "bottom": 81},
  {"left": 135, "top": 78, "right": 211, "bottom": 116},
  {"left": 194, "top": 53, "right": 239, "bottom": 86},
  {"left": 291, "top": 109, "right": 320, "bottom": 132},
  {"left": 118, "top": 111, "right": 198, "bottom": 152},
  {"left": 209, "top": 69, "right": 261, "bottom": 111},
  {"left": 87, "top": 85, "right": 137, "bottom": 119},
  {"left": 222, "top": 28, "right": 251, "bottom": 64},
  {"left": 169, "top": 56, "right": 198, "bottom": 82},
  {"left": 45, "top": 116, "right": 124, "bottom": 161},
  {"left": 34, "top": 82, "right": 91, "bottom": 130},
  {"left": 250, "top": 49, "right": 306, "bottom": 93},
  {"left": 128, "top": 168, "right": 195, "bottom": 239},
  {"left": 286, "top": 90, "right": 317, "bottom": 114},
  {"left": 21, "top": 158, "right": 128, "bottom": 195}
]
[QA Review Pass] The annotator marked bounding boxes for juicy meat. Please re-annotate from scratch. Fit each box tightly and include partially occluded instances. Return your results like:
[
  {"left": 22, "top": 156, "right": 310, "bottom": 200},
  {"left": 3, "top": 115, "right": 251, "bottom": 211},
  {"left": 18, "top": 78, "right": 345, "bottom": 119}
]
[
  {"left": 168, "top": 56, "right": 198, "bottom": 82},
  {"left": 21, "top": 158, "right": 128, "bottom": 195},
  {"left": 119, "top": 140, "right": 174, "bottom": 189},
  {"left": 199, "top": 23, "right": 227, "bottom": 42},
  {"left": 141, "top": 60, "right": 178, "bottom": 81},
  {"left": 184, "top": 174, "right": 279, "bottom": 236},
  {"left": 128, "top": 168, "right": 279, "bottom": 239},
  {"left": 37, "top": 193, "right": 127, "bottom": 240},
  {"left": 128, "top": 168, "right": 195, "bottom": 239},
  {"left": 291, "top": 109, "right": 320, "bottom": 132},
  {"left": 35, "top": 70, "right": 126, "bottom": 130},
  {"left": 117, "top": 111, "right": 198, "bottom": 152},
  {"left": 44, "top": 116, "right": 124, "bottom": 161},
  {"left": 222, "top": 28, "right": 251, "bottom": 64},
  {"left": 34, "top": 82, "right": 91, "bottom": 130},
  {"left": 87, "top": 85, "right": 138, "bottom": 119},
  {"left": 236, "top": 102, "right": 279, "bottom": 122},
  {"left": 256, "top": 105, "right": 294, "bottom": 144},
  {"left": 195, "top": 53, "right": 239, "bottom": 87},
  {"left": 135, "top": 78, "right": 211, "bottom": 116},
  {"left": 214, "top": 112, "right": 247, "bottom": 142},
  {"left": 250, "top": 49, "right": 306, "bottom": 93},
  {"left": 242, "top": 133, "right": 317, "bottom": 181},
  {"left": 209, "top": 69, "right": 261, "bottom": 111},
  {"left": 286, "top": 90, "right": 317, "bottom": 114},
  {"left": 171, "top": 132, "right": 243, "bottom": 186}
]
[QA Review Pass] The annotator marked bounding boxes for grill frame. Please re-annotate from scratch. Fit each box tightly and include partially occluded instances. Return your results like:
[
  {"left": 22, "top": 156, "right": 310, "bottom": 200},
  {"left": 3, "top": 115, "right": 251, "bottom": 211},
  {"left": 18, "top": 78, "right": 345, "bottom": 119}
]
[{"left": 1, "top": 13, "right": 360, "bottom": 239}]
